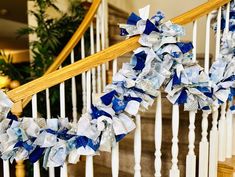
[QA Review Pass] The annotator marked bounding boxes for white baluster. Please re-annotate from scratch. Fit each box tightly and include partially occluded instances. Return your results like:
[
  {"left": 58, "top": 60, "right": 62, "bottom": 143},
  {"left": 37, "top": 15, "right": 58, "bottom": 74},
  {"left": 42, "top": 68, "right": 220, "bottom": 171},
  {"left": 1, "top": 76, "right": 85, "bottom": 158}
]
[
  {"left": 59, "top": 81, "right": 68, "bottom": 177},
  {"left": 225, "top": 2, "right": 232, "bottom": 159},
  {"left": 111, "top": 58, "right": 119, "bottom": 177},
  {"left": 169, "top": 105, "right": 180, "bottom": 177},
  {"left": 215, "top": 7, "right": 222, "bottom": 59},
  {"left": 49, "top": 165, "right": 55, "bottom": 177},
  {"left": 32, "top": 94, "right": 41, "bottom": 177},
  {"left": 85, "top": 3, "right": 94, "bottom": 173},
  {"left": 218, "top": 103, "right": 227, "bottom": 161},
  {"left": 101, "top": 0, "right": 106, "bottom": 90},
  {"left": 112, "top": 144, "right": 119, "bottom": 177},
  {"left": 112, "top": 59, "right": 117, "bottom": 75},
  {"left": 192, "top": 20, "right": 197, "bottom": 62},
  {"left": 101, "top": 58, "right": 106, "bottom": 90},
  {"left": 81, "top": 36, "right": 87, "bottom": 114},
  {"left": 233, "top": 113, "right": 235, "bottom": 155},
  {"left": 209, "top": 109, "right": 219, "bottom": 177},
  {"left": 70, "top": 50, "right": 78, "bottom": 123},
  {"left": 186, "top": 20, "right": 197, "bottom": 177},
  {"left": 186, "top": 111, "right": 196, "bottom": 177},
  {"left": 198, "top": 13, "right": 211, "bottom": 177},
  {"left": 3, "top": 160, "right": 10, "bottom": 177},
  {"left": 199, "top": 111, "right": 209, "bottom": 177},
  {"left": 104, "top": 0, "right": 109, "bottom": 49},
  {"left": 45, "top": 89, "right": 55, "bottom": 177},
  {"left": 134, "top": 114, "right": 141, "bottom": 177},
  {"left": 33, "top": 162, "right": 40, "bottom": 177},
  {"left": 90, "top": 22, "right": 96, "bottom": 100},
  {"left": 96, "top": 6, "right": 102, "bottom": 94},
  {"left": 60, "top": 163, "right": 68, "bottom": 177},
  {"left": 154, "top": 93, "right": 162, "bottom": 177},
  {"left": 225, "top": 2, "right": 231, "bottom": 34},
  {"left": 104, "top": 0, "right": 109, "bottom": 70},
  {"left": 226, "top": 101, "right": 233, "bottom": 158},
  {"left": 46, "top": 89, "right": 51, "bottom": 118},
  {"left": 204, "top": 13, "right": 211, "bottom": 74},
  {"left": 209, "top": 7, "right": 221, "bottom": 177},
  {"left": 85, "top": 66, "right": 93, "bottom": 177},
  {"left": 232, "top": 3, "right": 235, "bottom": 156}
]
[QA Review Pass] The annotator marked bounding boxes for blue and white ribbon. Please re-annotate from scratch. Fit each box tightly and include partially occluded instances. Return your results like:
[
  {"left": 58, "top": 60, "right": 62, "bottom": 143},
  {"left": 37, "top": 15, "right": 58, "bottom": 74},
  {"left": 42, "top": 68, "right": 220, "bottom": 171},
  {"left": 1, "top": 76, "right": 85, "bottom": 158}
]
[{"left": 0, "top": 4, "right": 234, "bottom": 167}]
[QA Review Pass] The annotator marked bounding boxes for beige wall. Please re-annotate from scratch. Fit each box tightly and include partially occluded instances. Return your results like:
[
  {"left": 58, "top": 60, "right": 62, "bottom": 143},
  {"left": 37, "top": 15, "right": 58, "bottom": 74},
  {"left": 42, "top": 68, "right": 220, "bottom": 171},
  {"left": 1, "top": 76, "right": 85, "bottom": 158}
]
[
  {"left": 108, "top": 0, "right": 216, "bottom": 57},
  {"left": 108, "top": 0, "right": 207, "bottom": 19},
  {"left": 29, "top": 0, "right": 216, "bottom": 59},
  {"left": 27, "top": 0, "right": 71, "bottom": 61}
]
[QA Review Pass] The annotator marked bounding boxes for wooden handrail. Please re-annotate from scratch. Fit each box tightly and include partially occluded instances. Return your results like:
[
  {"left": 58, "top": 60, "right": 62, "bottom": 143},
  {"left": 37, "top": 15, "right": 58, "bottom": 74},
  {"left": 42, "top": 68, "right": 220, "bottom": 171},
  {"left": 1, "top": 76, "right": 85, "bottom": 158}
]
[
  {"left": 45, "top": 0, "right": 101, "bottom": 75},
  {"left": 7, "top": 0, "right": 231, "bottom": 102},
  {"left": 8, "top": 37, "right": 140, "bottom": 102},
  {"left": 21, "top": 0, "right": 101, "bottom": 108},
  {"left": 171, "top": 0, "right": 229, "bottom": 24}
]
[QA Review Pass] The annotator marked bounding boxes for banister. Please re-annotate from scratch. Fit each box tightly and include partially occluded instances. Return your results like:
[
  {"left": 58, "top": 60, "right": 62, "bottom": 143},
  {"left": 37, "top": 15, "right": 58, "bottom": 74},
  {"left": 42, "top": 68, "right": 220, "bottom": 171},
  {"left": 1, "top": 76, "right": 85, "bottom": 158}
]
[
  {"left": 7, "top": 37, "right": 140, "bottom": 102},
  {"left": 45, "top": 0, "right": 101, "bottom": 75},
  {"left": 21, "top": 0, "right": 101, "bottom": 108},
  {"left": 7, "top": 0, "right": 231, "bottom": 103},
  {"left": 171, "top": 0, "right": 230, "bottom": 25}
]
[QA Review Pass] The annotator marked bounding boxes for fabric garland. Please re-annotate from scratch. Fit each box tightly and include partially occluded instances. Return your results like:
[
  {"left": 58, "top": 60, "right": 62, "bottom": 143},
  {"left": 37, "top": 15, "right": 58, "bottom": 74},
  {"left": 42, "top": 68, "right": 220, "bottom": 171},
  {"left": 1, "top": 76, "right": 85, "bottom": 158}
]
[{"left": 0, "top": 4, "right": 234, "bottom": 168}]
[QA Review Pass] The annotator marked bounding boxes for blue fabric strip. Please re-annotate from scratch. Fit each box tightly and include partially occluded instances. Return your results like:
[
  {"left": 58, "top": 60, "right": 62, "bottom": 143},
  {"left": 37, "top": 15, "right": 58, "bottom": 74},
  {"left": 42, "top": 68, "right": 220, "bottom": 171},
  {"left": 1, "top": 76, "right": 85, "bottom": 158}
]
[
  {"left": 176, "top": 42, "right": 193, "bottom": 54},
  {"left": 101, "top": 90, "right": 118, "bottom": 106},
  {"left": 14, "top": 141, "right": 34, "bottom": 152},
  {"left": 115, "top": 134, "right": 126, "bottom": 142},
  {"left": 91, "top": 105, "right": 112, "bottom": 119},
  {"left": 133, "top": 51, "right": 147, "bottom": 71},
  {"left": 29, "top": 146, "right": 45, "bottom": 163},
  {"left": 143, "top": 19, "right": 160, "bottom": 35},
  {"left": 172, "top": 72, "right": 181, "bottom": 86},
  {"left": 75, "top": 136, "right": 89, "bottom": 148},
  {"left": 127, "top": 12, "right": 141, "bottom": 25},
  {"left": 175, "top": 88, "right": 187, "bottom": 104},
  {"left": 120, "top": 28, "right": 129, "bottom": 36},
  {"left": 112, "top": 97, "right": 127, "bottom": 113}
]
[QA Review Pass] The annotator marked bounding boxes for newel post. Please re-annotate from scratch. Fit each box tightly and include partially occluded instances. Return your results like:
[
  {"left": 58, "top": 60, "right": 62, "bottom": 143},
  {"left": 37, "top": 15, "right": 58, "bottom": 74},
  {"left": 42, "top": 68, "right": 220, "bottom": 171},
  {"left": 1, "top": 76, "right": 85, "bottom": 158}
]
[{"left": 11, "top": 101, "right": 25, "bottom": 177}]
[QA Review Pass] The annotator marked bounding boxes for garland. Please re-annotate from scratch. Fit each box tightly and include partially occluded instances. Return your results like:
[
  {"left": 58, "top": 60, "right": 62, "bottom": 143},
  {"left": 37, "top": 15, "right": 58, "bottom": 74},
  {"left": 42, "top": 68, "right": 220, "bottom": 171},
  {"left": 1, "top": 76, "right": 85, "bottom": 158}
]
[
  {"left": 210, "top": 1, "right": 235, "bottom": 111},
  {"left": 0, "top": 4, "right": 234, "bottom": 168}
]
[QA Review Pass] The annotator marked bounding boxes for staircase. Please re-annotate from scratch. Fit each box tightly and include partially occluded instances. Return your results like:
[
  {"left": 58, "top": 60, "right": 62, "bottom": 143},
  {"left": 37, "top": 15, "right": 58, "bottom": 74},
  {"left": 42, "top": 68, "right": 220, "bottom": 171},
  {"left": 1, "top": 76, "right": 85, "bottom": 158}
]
[
  {"left": 0, "top": 0, "right": 235, "bottom": 177},
  {"left": 92, "top": 82, "right": 209, "bottom": 177},
  {"left": 95, "top": 7, "right": 207, "bottom": 176}
]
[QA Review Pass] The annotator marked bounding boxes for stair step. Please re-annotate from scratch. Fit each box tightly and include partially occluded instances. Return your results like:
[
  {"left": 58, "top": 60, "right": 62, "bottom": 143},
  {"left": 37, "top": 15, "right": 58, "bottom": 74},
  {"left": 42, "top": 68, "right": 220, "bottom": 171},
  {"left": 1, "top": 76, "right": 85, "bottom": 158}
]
[
  {"left": 124, "top": 118, "right": 198, "bottom": 144},
  {"left": 218, "top": 155, "right": 235, "bottom": 176},
  {"left": 68, "top": 161, "right": 132, "bottom": 177},
  {"left": 92, "top": 109, "right": 204, "bottom": 177},
  {"left": 119, "top": 137, "right": 197, "bottom": 161},
  {"left": 93, "top": 138, "right": 195, "bottom": 177}
]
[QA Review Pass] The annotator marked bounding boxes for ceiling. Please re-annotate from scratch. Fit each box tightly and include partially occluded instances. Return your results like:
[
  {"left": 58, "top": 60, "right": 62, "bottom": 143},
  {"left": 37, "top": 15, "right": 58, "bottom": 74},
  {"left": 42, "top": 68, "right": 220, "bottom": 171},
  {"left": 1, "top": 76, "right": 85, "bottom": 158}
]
[
  {"left": 0, "top": 0, "right": 29, "bottom": 51},
  {"left": 0, "top": 0, "right": 27, "bottom": 23}
]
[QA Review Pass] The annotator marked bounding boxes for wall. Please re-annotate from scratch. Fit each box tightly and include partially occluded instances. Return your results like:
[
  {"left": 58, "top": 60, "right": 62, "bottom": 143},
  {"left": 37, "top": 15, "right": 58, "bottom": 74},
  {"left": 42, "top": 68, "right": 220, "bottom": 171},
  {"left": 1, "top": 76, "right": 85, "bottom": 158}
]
[
  {"left": 108, "top": 0, "right": 216, "bottom": 58},
  {"left": 28, "top": 0, "right": 217, "bottom": 61},
  {"left": 108, "top": 0, "right": 207, "bottom": 18},
  {"left": 27, "top": 0, "right": 71, "bottom": 61}
]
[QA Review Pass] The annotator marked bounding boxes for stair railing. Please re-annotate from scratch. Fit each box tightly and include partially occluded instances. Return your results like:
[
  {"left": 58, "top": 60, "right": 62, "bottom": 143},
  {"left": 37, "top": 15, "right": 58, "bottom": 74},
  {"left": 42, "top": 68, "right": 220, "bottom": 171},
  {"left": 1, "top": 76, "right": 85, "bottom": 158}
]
[
  {"left": 4, "top": 0, "right": 110, "bottom": 177},
  {"left": 22, "top": 0, "right": 102, "bottom": 108},
  {"left": 5, "top": 0, "right": 234, "bottom": 177}
]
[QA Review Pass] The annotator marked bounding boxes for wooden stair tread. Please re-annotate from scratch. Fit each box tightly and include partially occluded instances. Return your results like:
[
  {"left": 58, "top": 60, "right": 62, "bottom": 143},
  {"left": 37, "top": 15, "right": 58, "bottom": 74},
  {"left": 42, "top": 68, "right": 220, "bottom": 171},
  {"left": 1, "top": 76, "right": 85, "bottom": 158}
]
[
  {"left": 119, "top": 137, "right": 197, "bottom": 162},
  {"left": 68, "top": 161, "right": 132, "bottom": 177},
  {"left": 218, "top": 156, "right": 235, "bottom": 171}
]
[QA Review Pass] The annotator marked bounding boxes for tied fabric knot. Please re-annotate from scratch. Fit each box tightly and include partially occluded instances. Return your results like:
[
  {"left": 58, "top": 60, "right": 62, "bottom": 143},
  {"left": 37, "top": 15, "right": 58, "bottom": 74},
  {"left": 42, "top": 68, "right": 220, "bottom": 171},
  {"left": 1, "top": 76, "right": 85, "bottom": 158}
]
[
  {"left": 0, "top": 90, "right": 13, "bottom": 121},
  {"left": 165, "top": 62, "right": 213, "bottom": 111},
  {"left": 132, "top": 51, "right": 147, "bottom": 71},
  {"left": 120, "top": 6, "right": 164, "bottom": 38},
  {"left": 0, "top": 3, "right": 235, "bottom": 167}
]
